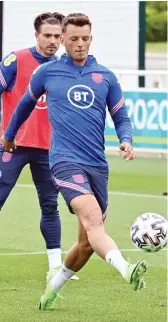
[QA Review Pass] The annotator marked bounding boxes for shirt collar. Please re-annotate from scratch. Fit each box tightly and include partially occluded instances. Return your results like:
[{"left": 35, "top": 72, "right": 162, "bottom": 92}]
[
  {"left": 60, "top": 54, "right": 97, "bottom": 67},
  {"left": 29, "top": 46, "right": 56, "bottom": 63}
]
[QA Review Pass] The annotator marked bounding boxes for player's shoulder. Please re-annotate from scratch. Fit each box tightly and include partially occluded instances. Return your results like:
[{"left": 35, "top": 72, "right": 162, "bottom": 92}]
[
  {"left": 42, "top": 59, "right": 61, "bottom": 72},
  {"left": 96, "top": 63, "right": 115, "bottom": 76},
  {"left": 46, "top": 59, "right": 60, "bottom": 67},
  {"left": 2, "top": 52, "right": 17, "bottom": 67},
  {"left": 14, "top": 47, "right": 32, "bottom": 57},
  {"left": 95, "top": 63, "right": 118, "bottom": 85},
  {"left": 32, "top": 60, "right": 58, "bottom": 76},
  {"left": 3, "top": 47, "right": 30, "bottom": 63},
  {"left": 1, "top": 47, "right": 32, "bottom": 66}
]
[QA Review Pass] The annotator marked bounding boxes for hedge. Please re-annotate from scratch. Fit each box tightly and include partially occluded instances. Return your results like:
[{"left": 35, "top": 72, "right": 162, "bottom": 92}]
[{"left": 146, "top": 3, "right": 167, "bottom": 42}]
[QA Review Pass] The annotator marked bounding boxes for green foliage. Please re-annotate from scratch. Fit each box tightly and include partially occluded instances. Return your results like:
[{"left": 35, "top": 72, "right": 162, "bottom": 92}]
[
  {"left": 147, "top": 1, "right": 167, "bottom": 11},
  {"left": 146, "top": 1, "right": 167, "bottom": 42}
]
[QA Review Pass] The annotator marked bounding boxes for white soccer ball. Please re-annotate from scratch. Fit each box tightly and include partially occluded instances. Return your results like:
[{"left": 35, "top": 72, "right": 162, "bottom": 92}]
[{"left": 130, "top": 213, "right": 168, "bottom": 252}]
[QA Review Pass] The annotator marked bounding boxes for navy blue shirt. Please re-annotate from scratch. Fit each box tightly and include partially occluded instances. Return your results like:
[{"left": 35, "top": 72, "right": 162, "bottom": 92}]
[{"left": 5, "top": 54, "right": 132, "bottom": 168}]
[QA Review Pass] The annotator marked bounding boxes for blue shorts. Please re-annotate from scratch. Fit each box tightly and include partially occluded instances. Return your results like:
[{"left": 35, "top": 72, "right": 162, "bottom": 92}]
[{"left": 51, "top": 162, "right": 109, "bottom": 218}]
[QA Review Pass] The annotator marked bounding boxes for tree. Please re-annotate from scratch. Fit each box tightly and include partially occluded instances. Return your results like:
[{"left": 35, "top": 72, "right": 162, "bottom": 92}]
[{"left": 146, "top": 1, "right": 167, "bottom": 42}]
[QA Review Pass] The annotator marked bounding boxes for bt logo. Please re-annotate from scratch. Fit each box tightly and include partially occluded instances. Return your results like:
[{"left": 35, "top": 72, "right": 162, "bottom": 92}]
[
  {"left": 73, "top": 92, "right": 88, "bottom": 102},
  {"left": 67, "top": 85, "right": 95, "bottom": 109}
]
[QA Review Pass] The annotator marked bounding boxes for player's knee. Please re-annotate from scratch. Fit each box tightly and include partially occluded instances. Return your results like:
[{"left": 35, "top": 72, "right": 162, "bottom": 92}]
[
  {"left": 40, "top": 200, "right": 58, "bottom": 215},
  {"left": 84, "top": 207, "right": 103, "bottom": 232},
  {"left": 38, "top": 190, "right": 58, "bottom": 214},
  {"left": 41, "top": 209, "right": 60, "bottom": 220}
]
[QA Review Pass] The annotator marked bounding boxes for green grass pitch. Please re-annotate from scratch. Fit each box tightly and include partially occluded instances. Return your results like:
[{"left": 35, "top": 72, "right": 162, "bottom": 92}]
[{"left": 0, "top": 156, "right": 167, "bottom": 322}]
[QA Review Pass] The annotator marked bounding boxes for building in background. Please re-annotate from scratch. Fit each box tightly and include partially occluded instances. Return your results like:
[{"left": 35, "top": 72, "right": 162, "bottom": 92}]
[{"left": 2, "top": 1, "right": 139, "bottom": 87}]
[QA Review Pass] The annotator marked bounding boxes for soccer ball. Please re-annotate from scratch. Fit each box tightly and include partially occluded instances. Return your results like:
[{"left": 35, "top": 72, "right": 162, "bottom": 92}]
[{"left": 130, "top": 213, "right": 168, "bottom": 252}]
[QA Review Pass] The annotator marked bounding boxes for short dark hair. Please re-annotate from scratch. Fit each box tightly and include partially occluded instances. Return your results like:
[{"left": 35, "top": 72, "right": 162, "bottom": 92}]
[
  {"left": 34, "top": 12, "right": 65, "bottom": 32},
  {"left": 62, "top": 13, "right": 92, "bottom": 33}
]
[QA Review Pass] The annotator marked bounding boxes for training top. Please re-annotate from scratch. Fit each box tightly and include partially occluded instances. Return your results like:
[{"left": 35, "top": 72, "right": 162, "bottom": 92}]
[{"left": 5, "top": 54, "right": 132, "bottom": 168}]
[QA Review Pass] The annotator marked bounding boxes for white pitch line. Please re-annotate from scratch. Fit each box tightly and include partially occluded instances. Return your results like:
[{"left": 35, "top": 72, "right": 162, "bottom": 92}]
[
  {"left": 16, "top": 183, "right": 35, "bottom": 188},
  {"left": 15, "top": 183, "right": 166, "bottom": 200},
  {"left": 0, "top": 248, "right": 167, "bottom": 256},
  {"left": 108, "top": 191, "right": 166, "bottom": 200}
]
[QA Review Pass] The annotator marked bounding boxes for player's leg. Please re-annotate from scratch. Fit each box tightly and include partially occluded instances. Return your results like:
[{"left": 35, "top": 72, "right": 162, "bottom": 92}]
[
  {"left": 0, "top": 146, "right": 27, "bottom": 210},
  {"left": 30, "top": 149, "right": 62, "bottom": 271},
  {"left": 51, "top": 219, "right": 93, "bottom": 285},
  {"left": 52, "top": 167, "right": 108, "bottom": 275},
  {"left": 57, "top": 164, "right": 147, "bottom": 287},
  {"left": 70, "top": 195, "right": 147, "bottom": 290},
  {"left": 39, "top": 219, "right": 93, "bottom": 310},
  {"left": 70, "top": 167, "right": 147, "bottom": 290},
  {"left": 39, "top": 162, "right": 94, "bottom": 310},
  {"left": 63, "top": 219, "right": 94, "bottom": 271},
  {"left": 39, "top": 162, "right": 147, "bottom": 310},
  {"left": 30, "top": 150, "right": 79, "bottom": 281}
]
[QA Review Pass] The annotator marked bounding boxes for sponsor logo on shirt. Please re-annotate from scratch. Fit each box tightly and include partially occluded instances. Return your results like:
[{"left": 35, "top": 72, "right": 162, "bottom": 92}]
[
  {"left": 4, "top": 54, "right": 16, "bottom": 67},
  {"left": 67, "top": 85, "right": 95, "bottom": 109}
]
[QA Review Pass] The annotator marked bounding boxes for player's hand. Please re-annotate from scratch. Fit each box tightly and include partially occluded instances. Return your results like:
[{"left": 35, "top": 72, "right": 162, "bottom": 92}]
[
  {"left": 0, "top": 135, "right": 16, "bottom": 153},
  {"left": 119, "top": 142, "right": 135, "bottom": 161}
]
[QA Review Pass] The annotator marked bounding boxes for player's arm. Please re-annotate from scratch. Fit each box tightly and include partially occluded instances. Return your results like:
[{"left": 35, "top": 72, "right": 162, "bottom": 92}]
[
  {"left": 0, "top": 53, "right": 17, "bottom": 94},
  {"left": 1, "top": 65, "right": 46, "bottom": 151},
  {"left": 107, "top": 72, "right": 135, "bottom": 160}
]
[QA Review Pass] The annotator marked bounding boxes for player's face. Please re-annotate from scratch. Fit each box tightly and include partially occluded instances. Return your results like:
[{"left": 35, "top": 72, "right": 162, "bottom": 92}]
[
  {"left": 35, "top": 24, "right": 62, "bottom": 57},
  {"left": 62, "top": 24, "right": 92, "bottom": 65}
]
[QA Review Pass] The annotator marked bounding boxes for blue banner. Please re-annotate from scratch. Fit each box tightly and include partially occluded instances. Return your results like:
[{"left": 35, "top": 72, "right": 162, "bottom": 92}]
[{"left": 105, "top": 91, "right": 168, "bottom": 151}]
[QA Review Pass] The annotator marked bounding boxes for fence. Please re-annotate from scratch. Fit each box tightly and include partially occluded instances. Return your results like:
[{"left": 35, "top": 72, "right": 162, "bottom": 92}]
[
  {"left": 0, "top": 69, "right": 167, "bottom": 155},
  {"left": 105, "top": 69, "right": 167, "bottom": 155}
]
